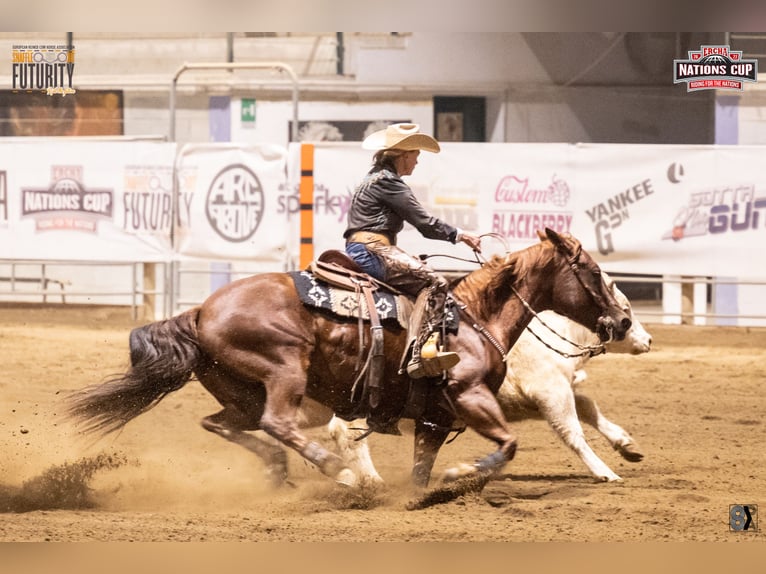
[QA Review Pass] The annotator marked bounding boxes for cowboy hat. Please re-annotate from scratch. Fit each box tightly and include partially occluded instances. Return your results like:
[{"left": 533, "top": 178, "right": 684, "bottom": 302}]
[{"left": 361, "top": 123, "right": 441, "bottom": 153}]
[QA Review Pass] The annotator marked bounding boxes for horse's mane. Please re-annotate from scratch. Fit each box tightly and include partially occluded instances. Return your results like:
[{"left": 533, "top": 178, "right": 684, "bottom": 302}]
[{"left": 452, "top": 240, "right": 556, "bottom": 319}]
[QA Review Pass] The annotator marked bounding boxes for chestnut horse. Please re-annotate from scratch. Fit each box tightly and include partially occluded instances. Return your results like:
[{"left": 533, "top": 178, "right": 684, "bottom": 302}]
[{"left": 66, "top": 229, "right": 631, "bottom": 489}]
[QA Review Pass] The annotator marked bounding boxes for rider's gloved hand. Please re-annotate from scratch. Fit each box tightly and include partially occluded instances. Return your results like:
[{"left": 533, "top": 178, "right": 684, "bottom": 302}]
[{"left": 456, "top": 231, "right": 482, "bottom": 253}]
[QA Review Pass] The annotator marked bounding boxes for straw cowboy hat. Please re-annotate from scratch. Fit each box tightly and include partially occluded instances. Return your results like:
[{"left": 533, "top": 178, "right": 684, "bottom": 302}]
[{"left": 362, "top": 123, "right": 441, "bottom": 153}]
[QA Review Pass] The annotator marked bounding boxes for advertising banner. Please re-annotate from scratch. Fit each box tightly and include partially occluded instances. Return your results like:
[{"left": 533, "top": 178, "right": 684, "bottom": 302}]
[
  {"left": 174, "top": 143, "right": 288, "bottom": 267},
  {"left": 0, "top": 140, "right": 175, "bottom": 262},
  {"left": 2, "top": 140, "right": 765, "bottom": 280},
  {"left": 296, "top": 142, "right": 766, "bottom": 279},
  {"left": 571, "top": 143, "right": 766, "bottom": 278}
]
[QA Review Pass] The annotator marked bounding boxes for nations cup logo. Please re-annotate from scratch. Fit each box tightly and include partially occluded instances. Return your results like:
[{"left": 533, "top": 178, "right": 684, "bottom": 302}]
[
  {"left": 21, "top": 166, "right": 113, "bottom": 232},
  {"left": 674, "top": 45, "right": 757, "bottom": 93}
]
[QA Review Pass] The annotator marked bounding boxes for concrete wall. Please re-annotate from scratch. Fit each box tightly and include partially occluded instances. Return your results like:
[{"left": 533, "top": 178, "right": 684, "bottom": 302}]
[{"left": 1, "top": 32, "right": 730, "bottom": 145}]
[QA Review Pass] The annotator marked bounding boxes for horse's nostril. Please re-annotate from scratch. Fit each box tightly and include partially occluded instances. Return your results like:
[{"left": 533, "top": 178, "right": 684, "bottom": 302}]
[{"left": 621, "top": 317, "right": 632, "bottom": 331}]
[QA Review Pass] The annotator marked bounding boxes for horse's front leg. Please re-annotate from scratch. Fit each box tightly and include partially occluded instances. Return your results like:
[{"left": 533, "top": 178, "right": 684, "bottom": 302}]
[
  {"left": 327, "top": 416, "right": 384, "bottom": 486},
  {"left": 442, "top": 381, "right": 518, "bottom": 481},
  {"left": 574, "top": 392, "right": 643, "bottom": 463}
]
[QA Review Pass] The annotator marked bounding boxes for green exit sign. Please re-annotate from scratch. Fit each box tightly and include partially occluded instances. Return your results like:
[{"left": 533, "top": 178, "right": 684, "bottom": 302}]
[{"left": 241, "top": 98, "right": 256, "bottom": 124}]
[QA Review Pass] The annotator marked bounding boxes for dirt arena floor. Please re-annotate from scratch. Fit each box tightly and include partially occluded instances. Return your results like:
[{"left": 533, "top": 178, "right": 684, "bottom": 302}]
[{"left": 0, "top": 303, "right": 764, "bottom": 543}]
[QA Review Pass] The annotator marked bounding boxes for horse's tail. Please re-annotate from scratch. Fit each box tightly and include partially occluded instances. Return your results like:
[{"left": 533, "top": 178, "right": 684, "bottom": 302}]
[{"left": 66, "top": 307, "right": 203, "bottom": 437}]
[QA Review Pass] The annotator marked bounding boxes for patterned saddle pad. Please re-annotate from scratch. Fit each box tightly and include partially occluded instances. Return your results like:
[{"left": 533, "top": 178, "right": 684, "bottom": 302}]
[{"left": 289, "top": 270, "right": 410, "bottom": 327}]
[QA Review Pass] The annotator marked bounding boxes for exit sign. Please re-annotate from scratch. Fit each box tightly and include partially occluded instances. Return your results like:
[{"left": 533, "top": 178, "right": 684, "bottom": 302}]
[{"left": 241, "top": 98, "right": 256, "bottom": 124}]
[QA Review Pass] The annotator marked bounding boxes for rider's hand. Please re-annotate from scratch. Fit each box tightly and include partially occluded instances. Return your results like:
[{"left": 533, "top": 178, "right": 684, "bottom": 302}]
[{"left": 458, "top": 231, "right": 482, "bottom": 253}]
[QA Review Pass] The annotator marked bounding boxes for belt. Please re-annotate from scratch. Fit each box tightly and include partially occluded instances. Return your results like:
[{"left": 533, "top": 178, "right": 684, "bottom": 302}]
[{"left": 347, "top": 231, "right": 392, "bottom": 247}]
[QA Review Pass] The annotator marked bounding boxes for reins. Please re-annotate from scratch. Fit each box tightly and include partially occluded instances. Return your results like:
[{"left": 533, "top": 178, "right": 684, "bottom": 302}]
[
  {"left": 440, "top": 235, "right": 607, "bottom": 361},
  {"left": 511, "top": 287, "right": 606, "bottom": 359}
]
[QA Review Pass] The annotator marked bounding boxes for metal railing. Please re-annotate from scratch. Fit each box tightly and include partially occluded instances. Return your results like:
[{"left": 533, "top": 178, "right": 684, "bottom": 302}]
[
  {"left": 168, "top": 61, "right": 300, "bottom": 142},
  {"left": 0, "top": 260, "right": 168, "bottom": 320}
]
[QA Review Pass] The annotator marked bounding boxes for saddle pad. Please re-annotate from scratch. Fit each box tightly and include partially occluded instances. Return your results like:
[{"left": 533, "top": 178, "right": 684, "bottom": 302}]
[{"left": 289, "top": 270, "right": 408, "bottom": 326}]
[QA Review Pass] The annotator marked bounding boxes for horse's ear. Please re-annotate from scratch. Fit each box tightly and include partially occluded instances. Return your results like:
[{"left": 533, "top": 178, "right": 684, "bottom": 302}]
[
  {"left": 544, "top": 227, "right": 563, "bottom": 246},
  {"left": 536, "top": 229, "right": 547, "bottom": 242}
]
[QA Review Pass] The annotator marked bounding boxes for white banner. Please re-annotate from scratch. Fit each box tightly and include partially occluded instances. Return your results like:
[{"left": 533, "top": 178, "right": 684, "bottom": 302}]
[
  {"left": 175, "top": 143, "right": 288, "bottom": 266},
  {"left": 570, "top": 143, "right": 766, "bottom": 278},
  {"left": 293, "top": 142, "right": 766, "bottom": 279},
  {"left": 0, "top": 140, "right": 175, "bottom": 262},
  {"left": 2, "top": 140, "right": 765, "bottom": 280}
]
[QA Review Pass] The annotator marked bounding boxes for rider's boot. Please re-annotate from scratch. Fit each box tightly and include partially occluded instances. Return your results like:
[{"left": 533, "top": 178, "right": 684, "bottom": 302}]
[{"left": 405, "top": 285, "right": 460, "bottom": 379}]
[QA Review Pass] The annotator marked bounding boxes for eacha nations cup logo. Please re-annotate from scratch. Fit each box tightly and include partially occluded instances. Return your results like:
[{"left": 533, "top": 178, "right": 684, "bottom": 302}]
[{"left": 674, "top": 45, "right": 757, "bottom": 92}]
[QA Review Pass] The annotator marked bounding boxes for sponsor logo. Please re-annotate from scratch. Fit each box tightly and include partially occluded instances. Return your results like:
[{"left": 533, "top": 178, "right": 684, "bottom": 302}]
[
  {"left": 206, "top": 164, "right": 265, "bottom": 242},
  {"left": 122, "top": 166, "right": 174, "bottom": 234},
  {"left": 12, "top": 43, "right": 76, "bottom": 96},
  {"left": 586, "top": 178, "right": 655, "bottom": 255},
  {"left": 674, "top": 45, "right": 757, "bottom": 92},
  {"left": 663, "top": 184, "right": 766, "bottom": 242},
  {"left": 21, "top": 166, "right": 113, "bottom": 232},
  {"left": 491, "top": 174, "right": 573, "bottom": 241}
]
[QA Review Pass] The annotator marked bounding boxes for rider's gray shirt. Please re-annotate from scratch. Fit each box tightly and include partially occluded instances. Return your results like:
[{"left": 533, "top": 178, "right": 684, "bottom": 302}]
[{"left": 343, "top": 168, "right": 458, "bottom": 246}]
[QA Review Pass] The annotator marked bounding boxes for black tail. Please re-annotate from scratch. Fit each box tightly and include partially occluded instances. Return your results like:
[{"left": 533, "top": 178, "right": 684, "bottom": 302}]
[{"left": 66, "top": 307, "right": 202, "bottom": 436}]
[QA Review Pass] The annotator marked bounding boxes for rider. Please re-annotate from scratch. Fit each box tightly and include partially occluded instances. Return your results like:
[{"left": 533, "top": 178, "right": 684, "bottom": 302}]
[{"left": 344, "top": 123, "right": 482, "bottom": 432}]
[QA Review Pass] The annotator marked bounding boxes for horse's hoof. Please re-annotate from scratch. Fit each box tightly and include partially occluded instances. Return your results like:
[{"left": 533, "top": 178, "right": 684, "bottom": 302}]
[
  {"left": 595, "top": 474, "right": 623, "bottom": 483},
  {"left": 616, "top": 443, "right": 644, "bottom": 462},
  {"left": 441, "top": 463, "right": 477, "bottom": 483},
  {"left": 335, "top": 468, "right": 357, "bottom": 488}
]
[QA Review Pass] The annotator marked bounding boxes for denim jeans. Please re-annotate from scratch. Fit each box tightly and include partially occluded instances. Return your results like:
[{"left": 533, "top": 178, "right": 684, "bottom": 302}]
[{"left": 345, "top": 241, "right": 386, "bottom": 281}]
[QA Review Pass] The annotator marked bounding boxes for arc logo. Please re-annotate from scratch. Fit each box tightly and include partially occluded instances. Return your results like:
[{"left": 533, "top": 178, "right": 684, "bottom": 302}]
[{"left": 205, "top": 164, "right": 265, "bottom": 242}]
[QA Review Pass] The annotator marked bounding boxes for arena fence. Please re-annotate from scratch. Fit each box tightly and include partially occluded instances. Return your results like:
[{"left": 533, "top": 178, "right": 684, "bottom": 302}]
[
  {"left": 3, "top": 139, "right": 766, "bottom": 326},
  {"left": 2, "top": 259, "right": 765, "bottom": 327}
]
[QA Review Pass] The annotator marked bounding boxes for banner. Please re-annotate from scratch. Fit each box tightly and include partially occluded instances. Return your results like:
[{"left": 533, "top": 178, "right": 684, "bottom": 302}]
[
  {"left": 285, "top": 142, "right": 577, "bottom": 271},
  {"left": 570, "top": 144, "right": 766, "bottom": 278},
  {"left": 0, "top": 140, "right": 175, "bottom": 262},
  {"left": 174, "top": 143, "right": 288, "bottom": 266},
  {"left": 293, "top": 142, "right": 766, "bottom": 279},
  {"left": 2, "top": 140, "right": 765, "bottom": 280}
]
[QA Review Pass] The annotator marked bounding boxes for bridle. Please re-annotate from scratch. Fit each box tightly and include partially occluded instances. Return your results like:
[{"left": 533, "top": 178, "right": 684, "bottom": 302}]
[{"left": 452, "top": 238, "right": 608, "bottom": 360}]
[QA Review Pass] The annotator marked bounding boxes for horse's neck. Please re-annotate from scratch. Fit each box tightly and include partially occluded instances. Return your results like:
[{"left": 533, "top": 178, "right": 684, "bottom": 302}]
[
  {"left": 492, "top": 293, "right": 536, "bottom": 352},
  {"left": 453, "top": 269, "right": 534, "bottom": 354}
]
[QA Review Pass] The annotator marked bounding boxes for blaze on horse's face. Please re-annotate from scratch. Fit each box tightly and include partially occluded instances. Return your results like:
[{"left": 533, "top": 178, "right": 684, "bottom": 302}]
[{"left": 541, "top": 228, "right": 631, "bottom": 342}]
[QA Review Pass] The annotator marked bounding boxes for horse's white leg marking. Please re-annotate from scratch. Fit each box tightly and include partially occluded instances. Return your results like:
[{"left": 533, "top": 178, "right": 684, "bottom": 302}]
[{"left": 327, "top": 416, "right": 384, "bottom": 485}]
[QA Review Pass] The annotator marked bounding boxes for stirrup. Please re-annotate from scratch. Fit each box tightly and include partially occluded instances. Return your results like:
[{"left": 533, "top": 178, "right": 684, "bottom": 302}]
[{"left": 406, "top": 351, "right": 460, "bottom": 379}]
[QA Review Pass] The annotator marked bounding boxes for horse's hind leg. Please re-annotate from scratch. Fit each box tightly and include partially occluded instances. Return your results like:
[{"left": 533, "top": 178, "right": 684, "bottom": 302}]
[
  {"left": 258, "top": 371, "right": 357, "bottom": 487},
  {"left": 201, "top": 410, "right": 290, "bottom": 488}
]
